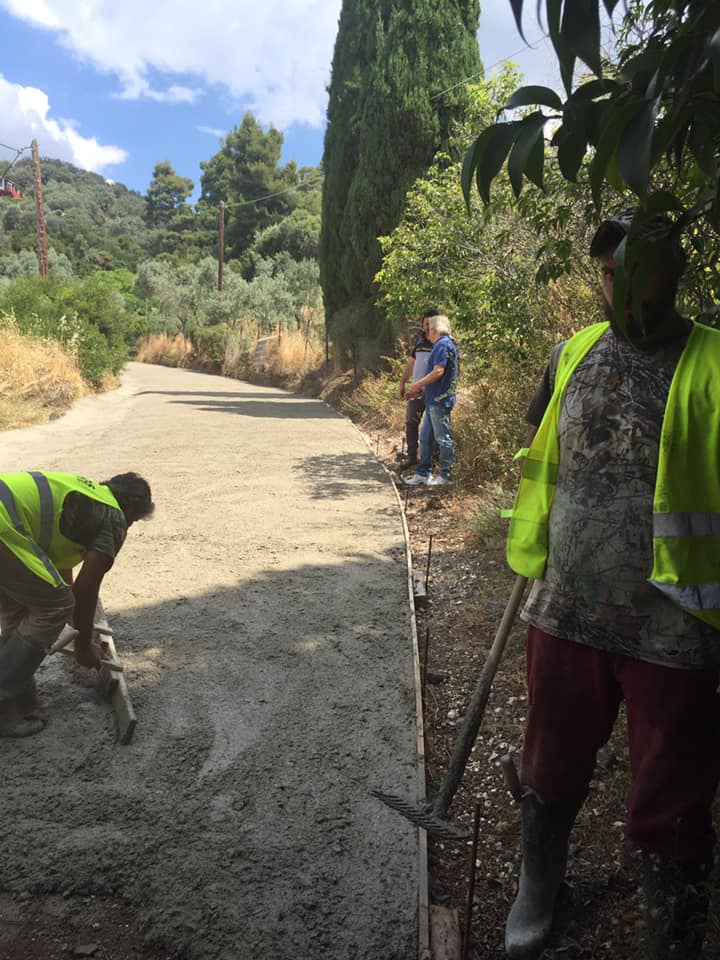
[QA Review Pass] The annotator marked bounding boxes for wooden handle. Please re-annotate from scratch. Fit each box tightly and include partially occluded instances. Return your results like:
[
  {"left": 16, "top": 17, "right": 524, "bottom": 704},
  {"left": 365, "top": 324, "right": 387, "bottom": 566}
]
[
  {"left": 432, "top": 575, "right": 529, "bottom": 818},
  {"left": 500, "top": 753, "right": 523, "bottom": 803},
  {"left": 53, "top": 647, "right": 124, "bottom": 672}
]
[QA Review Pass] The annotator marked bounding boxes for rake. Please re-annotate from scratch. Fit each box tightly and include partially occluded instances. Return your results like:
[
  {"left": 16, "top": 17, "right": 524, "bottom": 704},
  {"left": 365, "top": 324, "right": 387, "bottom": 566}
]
[{"left": 373, "top": 574, "right": 528, "bottom": 840}]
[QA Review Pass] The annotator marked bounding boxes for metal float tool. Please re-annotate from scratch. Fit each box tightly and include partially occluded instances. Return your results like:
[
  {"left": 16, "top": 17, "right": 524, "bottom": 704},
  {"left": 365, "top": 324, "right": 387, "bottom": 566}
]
[{"left": 373, "top": 574, "right": 528, "bottom": 840}]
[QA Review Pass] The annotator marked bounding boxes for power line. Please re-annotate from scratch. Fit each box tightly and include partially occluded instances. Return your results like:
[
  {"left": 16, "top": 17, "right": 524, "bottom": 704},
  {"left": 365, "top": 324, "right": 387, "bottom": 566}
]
[
  {"left": 223, "top": 172, "right": 323, "bottom": 210},
  {"left": 0, "top": 141, "right": 30, "bottom": 181},
  {"left": 431, "top": 33, "right": 552, "bottom": 101}
]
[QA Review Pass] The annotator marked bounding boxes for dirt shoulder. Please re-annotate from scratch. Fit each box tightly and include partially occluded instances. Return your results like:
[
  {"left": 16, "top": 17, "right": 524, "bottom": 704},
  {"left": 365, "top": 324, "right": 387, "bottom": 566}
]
[{"left": 0, "top": 363, "right": 420, "bottom": 960}]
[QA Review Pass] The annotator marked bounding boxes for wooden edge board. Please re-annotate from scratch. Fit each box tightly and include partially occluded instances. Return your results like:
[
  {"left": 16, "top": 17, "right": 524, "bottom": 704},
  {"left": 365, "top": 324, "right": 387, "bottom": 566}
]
[
  {"left": 430, "top": 906, "right": 462, "bottom": 960},
  {"left": 96, "top": 604, "right": 137, "bottom": 745},
  {"left": 347, "top": 428, "right": 432, "bottom": 960},
  {"left": 413, "top": 572, "right": 429, "bottom": 608}
]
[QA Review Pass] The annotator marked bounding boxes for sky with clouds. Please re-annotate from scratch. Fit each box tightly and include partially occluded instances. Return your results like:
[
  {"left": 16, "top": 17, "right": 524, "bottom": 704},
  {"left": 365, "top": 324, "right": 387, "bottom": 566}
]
[{"left": 0, "top": 0, "right": 559, "bottom": 195}]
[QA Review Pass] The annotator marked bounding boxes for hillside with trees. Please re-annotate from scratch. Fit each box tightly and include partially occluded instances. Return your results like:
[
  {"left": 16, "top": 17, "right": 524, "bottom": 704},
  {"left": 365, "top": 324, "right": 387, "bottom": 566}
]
[{"left": 0, "top": 117, "right": 324, "bottom": 393}]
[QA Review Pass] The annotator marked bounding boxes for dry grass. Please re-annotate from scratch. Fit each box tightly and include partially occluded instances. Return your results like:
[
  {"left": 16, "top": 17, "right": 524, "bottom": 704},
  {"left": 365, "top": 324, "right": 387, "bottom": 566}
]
[
  {"left": 135, "top": 333, "right": 193, "bottom": 366},
  {"left": 340, "top": 357, "right": 407, "bottom": 431},
  {"left": 265, "top": 331, "right": 325, "bottom": 380},
  {"left": 0, "top": 315, "right": 87, "bottom": 430},
  {"left": 136, "top": 328, "right": 327, "bottom": 394}
]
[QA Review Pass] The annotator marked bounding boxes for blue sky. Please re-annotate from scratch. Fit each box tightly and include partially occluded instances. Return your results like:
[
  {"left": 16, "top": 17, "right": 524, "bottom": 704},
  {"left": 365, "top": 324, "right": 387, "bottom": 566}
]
[{"left": 0, "top": 1, "right": 560, "bottom": 197}]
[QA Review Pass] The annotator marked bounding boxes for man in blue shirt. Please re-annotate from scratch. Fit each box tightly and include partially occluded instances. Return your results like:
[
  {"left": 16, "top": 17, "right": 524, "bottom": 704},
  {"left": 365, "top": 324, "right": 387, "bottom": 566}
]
[{"left": 404, "top": 314, "right": 458, "bottom": 487}]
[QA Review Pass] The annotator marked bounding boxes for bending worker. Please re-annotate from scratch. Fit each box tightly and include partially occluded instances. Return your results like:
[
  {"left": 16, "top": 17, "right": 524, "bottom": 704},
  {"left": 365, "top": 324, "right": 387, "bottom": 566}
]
[
  {"left": 0, "top": 471, "right": 154, "bottom": 737},
  {"left": 504, "top": 208, "right": 720, "bottom": 959}
]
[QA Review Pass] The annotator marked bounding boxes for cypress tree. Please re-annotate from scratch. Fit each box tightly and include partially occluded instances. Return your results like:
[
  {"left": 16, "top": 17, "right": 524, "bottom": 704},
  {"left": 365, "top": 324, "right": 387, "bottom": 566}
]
[{"left": 320, "top": 1, "right": 482, "bottom": 367}]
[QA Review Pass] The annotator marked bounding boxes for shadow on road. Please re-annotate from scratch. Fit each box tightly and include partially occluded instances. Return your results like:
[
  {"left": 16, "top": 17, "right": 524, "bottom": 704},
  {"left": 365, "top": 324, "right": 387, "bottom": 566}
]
[
  {"left": 2, "top": 551, "right": 418, "bottom": 960},
  {"left": 161, "top": 397, "right": 340, "bottom": 419},
  {"left": 294, "top": 452, "right": 391, "bottom": 499}
]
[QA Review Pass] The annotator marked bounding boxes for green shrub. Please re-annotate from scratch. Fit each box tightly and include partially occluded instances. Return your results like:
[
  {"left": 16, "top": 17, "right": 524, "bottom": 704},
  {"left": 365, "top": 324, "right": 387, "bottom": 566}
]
[
  {"left": 0, "top": 274, "right": 133, "bottom": 385},
  {"left": 193, "top": 323, "right": 233, "bottom": 371}
]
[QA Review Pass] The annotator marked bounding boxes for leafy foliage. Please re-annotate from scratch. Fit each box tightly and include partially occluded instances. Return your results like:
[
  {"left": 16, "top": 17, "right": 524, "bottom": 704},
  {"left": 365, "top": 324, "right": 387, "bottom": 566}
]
[
  {"left": 199, "top": 114, "right": 299, "bottom": 261},
  {"left": 377, "top": 74, "right": 598, "bottom": 369},
  {"left": 0, "top": 273, "right": 140, "bottom": 384},
  {"left": 464, "top": 2, "right": 720, "bottom": 283},
  {"left": 0, "top": 157, "right": 150, "bottom": 274},
  {"left": 0, "top": 124, "right": 325, "bottom": 386}
]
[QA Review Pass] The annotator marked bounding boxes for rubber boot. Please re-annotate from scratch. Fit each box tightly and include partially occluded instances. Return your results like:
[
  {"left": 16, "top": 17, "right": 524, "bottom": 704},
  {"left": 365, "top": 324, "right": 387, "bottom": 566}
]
[
  {"left": 0, "top": 698, "right": 44, "bottom": 737},
  {"left": 15, "top": 676, "right": 45, "bottom": 719},
  {"left": 505, "top": 791, "right": 580, "bottom": 958},
  {"left": 0, "top": 631, "right": 46, "bottom": 737},
  {"left": 641, "top": 853, "right": 710, "bottom": 959}
]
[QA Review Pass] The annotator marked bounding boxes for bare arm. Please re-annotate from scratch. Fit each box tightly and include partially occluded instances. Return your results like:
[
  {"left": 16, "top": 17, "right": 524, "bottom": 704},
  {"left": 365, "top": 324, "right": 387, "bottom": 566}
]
[
  {"left": 72, "top": 550, "right": 111, "bottom": 669},
  {"left": 398, "top": 356, "right": 415, "bottom": 398}
]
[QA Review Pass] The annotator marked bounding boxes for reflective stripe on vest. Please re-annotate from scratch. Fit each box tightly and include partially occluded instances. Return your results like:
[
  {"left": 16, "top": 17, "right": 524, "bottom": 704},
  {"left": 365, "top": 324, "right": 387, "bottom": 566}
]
[
  {"left": 650, "top": 582, "right": 720, "bottom": 620},
  {"left": 654, "top": 512, "right": 720, "bottom": 538},
  {"left": 29, "top": 470, "right": 54, "bottom": 552},
  {"left": 0, "top": 477, "right": 63, "bottom": 586},
  {"left": 650, "top": 322, "right": 720, "bottom": 628}
]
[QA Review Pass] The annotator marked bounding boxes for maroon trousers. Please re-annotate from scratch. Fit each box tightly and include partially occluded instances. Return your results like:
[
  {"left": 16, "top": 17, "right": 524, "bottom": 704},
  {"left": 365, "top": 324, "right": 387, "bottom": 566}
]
[{"left": 521, "top": 626, "right": 720, "bottom": 865}]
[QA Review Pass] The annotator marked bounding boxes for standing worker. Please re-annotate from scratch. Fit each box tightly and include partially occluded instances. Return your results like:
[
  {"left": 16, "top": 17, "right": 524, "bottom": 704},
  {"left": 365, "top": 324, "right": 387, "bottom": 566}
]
[
  {"left": 397, "top": 309, "right": 436, "bottom": 471},
  {"left": 405, "top": 314, "right": 459, "bottom": 487},
  {"left": 504, "top": 208, "right": 720, "bottom": 959},
  {"left": 0, "top": 471, "right": 154, "bottom": 737}
]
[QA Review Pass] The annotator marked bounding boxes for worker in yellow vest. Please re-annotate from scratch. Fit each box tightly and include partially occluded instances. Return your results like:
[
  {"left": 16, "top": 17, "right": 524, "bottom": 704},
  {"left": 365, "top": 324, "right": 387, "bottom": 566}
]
[
  {"left": 0, "top": 471, "right": 153, "bottom": 738},
  {"left": 504, "top": 209, "right": 720, "bottom": 960}
]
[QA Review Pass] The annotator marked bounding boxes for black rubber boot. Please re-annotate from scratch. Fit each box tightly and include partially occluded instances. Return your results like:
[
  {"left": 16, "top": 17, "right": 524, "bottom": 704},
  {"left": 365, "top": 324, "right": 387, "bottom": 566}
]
[
  {"left": 15, "top": 675, "right": 45, "bottom": 719},
  {"left": 0, "top": 633, "right": 47, "bottom": 737},
  {"left": 641, "top": 853, "right": 710, "bottom": 959},
  {"left": 0, "top": 698, "right": 44, "bottom": 737},
  {"left": 505, "top": 791, "right": 580, "bottom": 958}
]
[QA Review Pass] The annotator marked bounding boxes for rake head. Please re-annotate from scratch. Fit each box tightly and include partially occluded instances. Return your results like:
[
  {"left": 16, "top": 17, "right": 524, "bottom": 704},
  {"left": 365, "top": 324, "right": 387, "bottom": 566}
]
[{"left": 371, "top": 789, "right": 469, "bottom": 842}]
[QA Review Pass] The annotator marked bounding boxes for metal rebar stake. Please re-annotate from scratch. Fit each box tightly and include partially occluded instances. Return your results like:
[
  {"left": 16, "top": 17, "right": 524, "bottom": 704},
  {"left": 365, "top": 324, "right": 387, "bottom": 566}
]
[
  {"left": 422, "top": 625, "right": 430, "bottom": 696},
  {"left": 462, "top": 801, "right": 483, "bottom": 960},
  {"left": 425, "top": 534, "right": 434, "bottom": 585}
]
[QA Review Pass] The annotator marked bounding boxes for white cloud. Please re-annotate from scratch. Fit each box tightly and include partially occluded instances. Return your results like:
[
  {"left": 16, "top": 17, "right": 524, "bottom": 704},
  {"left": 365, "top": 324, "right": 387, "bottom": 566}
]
[
  {"left": 2, "top": 0, "right": 59, "bottom": 28},
  {"left": 0, "top": 0, "right": 342, "bottom": 128},
  {"left": 197, "top": 125, "right": 226, "bottom": 138},
  {"left": 128, "top": 84, "right": 204, "bottom": 106},
  {"left": 0, "top": 74, "right": 127, "bottom": 173}
]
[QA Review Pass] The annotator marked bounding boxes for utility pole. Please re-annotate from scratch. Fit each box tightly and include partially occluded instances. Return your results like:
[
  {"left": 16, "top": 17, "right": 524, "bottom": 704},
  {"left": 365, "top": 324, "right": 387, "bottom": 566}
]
[
  {"left": 217, "top": 200, "right": 225, "bottom": 292},
  {"left": 31, "top": 139, "right": 49, "bottom": 278}
]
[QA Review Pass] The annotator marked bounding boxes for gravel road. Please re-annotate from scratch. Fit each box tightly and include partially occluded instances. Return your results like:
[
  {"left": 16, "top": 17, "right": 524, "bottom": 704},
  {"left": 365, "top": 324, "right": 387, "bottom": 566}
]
[{"left": 0, "top": 363, "right": 420, "bottom": 960}]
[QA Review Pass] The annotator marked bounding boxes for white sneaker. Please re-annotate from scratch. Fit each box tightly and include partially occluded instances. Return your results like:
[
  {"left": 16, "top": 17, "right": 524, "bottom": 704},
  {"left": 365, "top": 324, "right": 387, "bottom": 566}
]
[
  {"left": 405, "top": 473, "right": 430, "bottom": 486},
  {"left": 427, "top": 475, "right": 450, "bottom": 487}
]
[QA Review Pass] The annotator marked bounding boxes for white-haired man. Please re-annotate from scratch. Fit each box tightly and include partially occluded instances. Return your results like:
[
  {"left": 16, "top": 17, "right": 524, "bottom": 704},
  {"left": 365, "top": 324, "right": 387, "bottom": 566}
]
[{"left": 405, "top": 314, "right": 458, "bottom": 487}]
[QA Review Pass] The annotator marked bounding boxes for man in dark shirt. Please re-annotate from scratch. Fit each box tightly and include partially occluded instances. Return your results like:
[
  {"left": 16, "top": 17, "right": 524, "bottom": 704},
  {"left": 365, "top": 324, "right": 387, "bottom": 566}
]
[
  {"left": 397, "top": 310, "right": 435, "bottom": 470},
  {"left": 0, "top": 471, "right": 154, "bottom": 737}
]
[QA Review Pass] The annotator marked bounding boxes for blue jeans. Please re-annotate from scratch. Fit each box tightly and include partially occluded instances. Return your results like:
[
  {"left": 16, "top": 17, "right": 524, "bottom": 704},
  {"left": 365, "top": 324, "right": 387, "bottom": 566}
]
[{"left": 417, "top": 402, "right": 454, "bottom": 478}]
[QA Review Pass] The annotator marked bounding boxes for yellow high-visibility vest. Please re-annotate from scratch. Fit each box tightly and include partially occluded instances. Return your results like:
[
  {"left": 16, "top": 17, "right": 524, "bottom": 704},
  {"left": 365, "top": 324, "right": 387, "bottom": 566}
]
[
  {"left": 0, "top": 471, "right": 121, "bottom": 587},
  {"left": 506, "top": 321, "right": 720, "bottom": 629}
]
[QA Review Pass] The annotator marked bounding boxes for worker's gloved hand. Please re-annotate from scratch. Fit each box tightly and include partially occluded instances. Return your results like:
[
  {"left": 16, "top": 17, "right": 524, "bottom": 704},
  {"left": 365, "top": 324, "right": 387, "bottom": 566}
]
[{"left": 74, "top": 641, "right": 103, "bottom": 671}]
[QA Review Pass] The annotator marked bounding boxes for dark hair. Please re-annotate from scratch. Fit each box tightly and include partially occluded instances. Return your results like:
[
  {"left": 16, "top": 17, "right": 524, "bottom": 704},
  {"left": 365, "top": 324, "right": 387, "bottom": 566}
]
[
  {"left": 422, "top": 307, "right": 441, "bottom": 319},
  {"left": 103, "top": 472, "right": 154, "bottom": 522}
]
